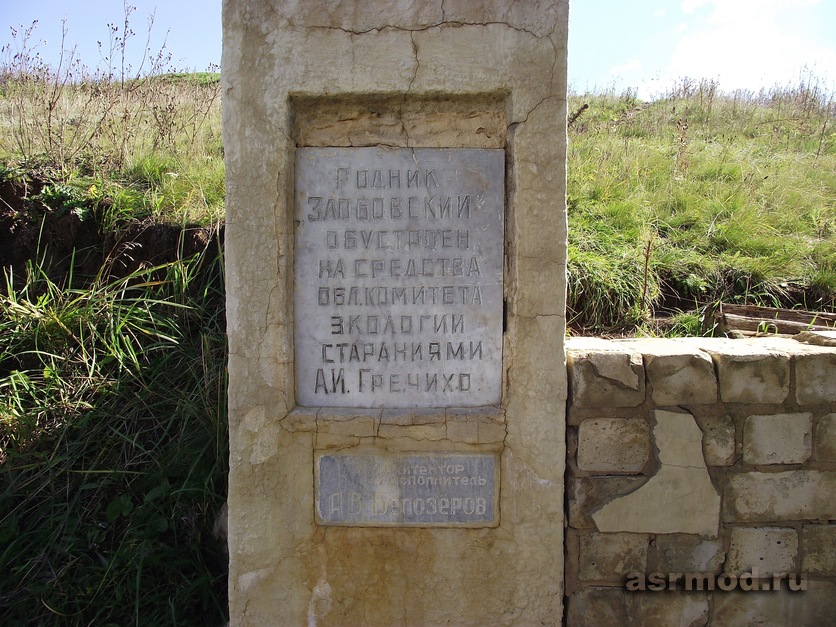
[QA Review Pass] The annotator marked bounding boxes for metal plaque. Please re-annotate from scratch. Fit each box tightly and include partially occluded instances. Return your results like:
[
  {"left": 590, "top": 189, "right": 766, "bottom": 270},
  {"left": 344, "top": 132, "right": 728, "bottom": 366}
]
[
  {"left": 294, "top": 147, "right": 505, "bottom": 408},
  {"left": 315, "top": 452, "right": 499, "bottom": 527}
]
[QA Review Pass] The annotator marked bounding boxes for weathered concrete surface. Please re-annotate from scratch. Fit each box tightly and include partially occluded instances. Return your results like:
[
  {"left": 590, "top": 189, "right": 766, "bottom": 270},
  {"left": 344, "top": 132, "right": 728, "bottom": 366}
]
[
  {"left": 801, "top": 525, "right": 836, "bottom": 575},
  {"left": 567, "top": 475, "right": 647, "bottom": 530},
  {"left": 712, "top": 580, "right": 836, "bottom": 627},
  {"left": 566, "top": 587, "right": 629, "bottom": 627},
  {"left": 576, "top": 531, "right": 649, "bottom": 582},
  {"left": 592, "top": 410, "right": 721, "bottom": 537},
  {"left": 592, "top": 410, "right": 720, "bottom": 537},
  {"left": 695, "top": 414, "right": 736, "bottom": 466},
  {"left": 223, "top": 1, "right": 568, "bottom": 624},
  {"left": 652, "top": 535, "right": 725, "bottom": 574},
  {"left": 566, "top": 588, "right": 709, "bottom": 627}
]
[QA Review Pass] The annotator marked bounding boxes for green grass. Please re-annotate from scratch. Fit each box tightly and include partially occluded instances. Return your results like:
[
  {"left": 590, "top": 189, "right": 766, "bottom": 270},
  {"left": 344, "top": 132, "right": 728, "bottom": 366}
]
[
  {"left": 0, "top": 18, "right": 223, "bottom": 226},
  {"left": 567, "top": 79, "right": 836, "bottom": 332},
  {"left": 0, "top": 15, "right": 230, "bottom": 623},
  {"left": 0, "top": 244, "right": 228, "bottom": 623},
  {"left": 1, "top": 15, "right": 835, "bottom": 620}
]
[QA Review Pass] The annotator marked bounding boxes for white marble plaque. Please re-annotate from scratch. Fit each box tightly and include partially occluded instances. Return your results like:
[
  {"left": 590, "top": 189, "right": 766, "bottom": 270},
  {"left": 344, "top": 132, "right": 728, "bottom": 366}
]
[
  {"left": 316, "top": 452, "right": 499, "bottom": 527},
  {"left": 295, "top": 147, "right": 504, "bottom": 408}
]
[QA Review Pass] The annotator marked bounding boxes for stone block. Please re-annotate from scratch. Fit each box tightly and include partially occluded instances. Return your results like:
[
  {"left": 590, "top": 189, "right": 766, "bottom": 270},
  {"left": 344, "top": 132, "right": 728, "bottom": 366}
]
[
  {"left": 619, "top": 338, "right": 717, "bottom": 405},
  {"left": 577, "top": 532, "right": 649, "bottom": 582},
  {"left": 577, "top": 418, "right": 651, "bottom": 473},
  {"left": 727, "top": 527, "right": 798, "bottom": 575},
  {"left": 724, "top": 470, "right": 836, "bottom": 522},
  {"left": 566, "top": 588, "right": 628, "bottom": 627},
  {"left": 752, "top": 336, "right": 836, "bottom": 404},
  {"left": 631, "top": 593, "right": 709, "bottom": 627},
  {"left": 794, "top": 346, "right": 836, "bottom": 404},
  {"left": 713, "top": 580, "right": 836, "bottom": 627},
  {"left": 653, "top": 535, "right": 725, "bottom": 574},
  {"left": 801, "top": 525, "right": 836, "bottom": 575},
  {"left": 678, "top": 338, "right": 789, "bottom": 404},
  {"left": 567, "top": 475, "right": 648, "bottom": 529},
  {"left": 593, "top": 410, "right": 721, "bottom": 537},
  {"left": 742, "top": 413, "right": 812, "bottom": 465},
  {"left": 568, "top": 588, "right": 709, "bottom": 627},
  {"left": 815, "top": 413, "right": 836, "bottom": 461},
  {"left": 695, "top": 414, "right": 736, "bottom": 466},
  {"left": 566, "top": 338, "right": 645, "bottom": 407}
]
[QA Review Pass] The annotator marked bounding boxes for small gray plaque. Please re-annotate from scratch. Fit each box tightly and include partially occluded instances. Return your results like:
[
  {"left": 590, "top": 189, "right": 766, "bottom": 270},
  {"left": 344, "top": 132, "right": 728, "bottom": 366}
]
[
  {"left": 294, "top": 147, "right": 504, "bottom": 408},
  {"left": 316, "top": 453, "right": 499, "bottom": 527}
]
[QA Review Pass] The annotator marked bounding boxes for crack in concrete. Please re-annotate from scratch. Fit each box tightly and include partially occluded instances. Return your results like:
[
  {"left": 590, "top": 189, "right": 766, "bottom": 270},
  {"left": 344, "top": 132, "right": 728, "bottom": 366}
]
[
  {"left": 264, "top": 284, "right": 281, "bottom": 330},
  {"left": 407, "top": 31, "right": 420, "bottom": 93},
  {"left": 516, "top": 94, "right": 557, "bottom": 127},
  {"left": 299, "top": 20, "right": 547, "bottom": 39},
  {"left": 397, "top": 31, "right": 420, "bottom": 147}
]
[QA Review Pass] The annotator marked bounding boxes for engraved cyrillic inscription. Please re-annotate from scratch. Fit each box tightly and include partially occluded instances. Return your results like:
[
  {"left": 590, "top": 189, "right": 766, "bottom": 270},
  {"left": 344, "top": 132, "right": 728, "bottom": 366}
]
[
  {"left": 295, "top": 148, "right": 504, "bottom": 408},
  {"left": 316, "top": 453, "right": 499, "bottom": 527}
]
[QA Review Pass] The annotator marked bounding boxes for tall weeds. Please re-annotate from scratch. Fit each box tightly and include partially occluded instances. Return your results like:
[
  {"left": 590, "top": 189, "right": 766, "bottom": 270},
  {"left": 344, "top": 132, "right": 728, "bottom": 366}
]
[
  {"left": 0, "top": 8, "right": 222, "bottom": 224},
  {"left": 0, "top": 241, "right": 228, "bottom": 623},
  {"left": 0, "top": 7, "right": 228, "bottom": 623}
]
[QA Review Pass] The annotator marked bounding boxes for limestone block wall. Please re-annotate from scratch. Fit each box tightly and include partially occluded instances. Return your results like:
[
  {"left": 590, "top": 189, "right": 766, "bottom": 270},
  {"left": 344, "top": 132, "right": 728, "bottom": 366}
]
[{"left": 565, "top": 335, "right": 836, "bottom": 626}]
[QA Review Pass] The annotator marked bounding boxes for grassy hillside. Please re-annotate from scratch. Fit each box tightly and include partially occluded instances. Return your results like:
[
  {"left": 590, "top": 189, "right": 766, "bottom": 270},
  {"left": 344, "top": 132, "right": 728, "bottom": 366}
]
[
  {"left": 0, "top": 25, "right": 834, "bottom": 621},
  {"left": 1, "top": 25, "right": 230, "bottom": 623},
  {"left": 567, "top": 78, "right": 835, "bottom": 334}
]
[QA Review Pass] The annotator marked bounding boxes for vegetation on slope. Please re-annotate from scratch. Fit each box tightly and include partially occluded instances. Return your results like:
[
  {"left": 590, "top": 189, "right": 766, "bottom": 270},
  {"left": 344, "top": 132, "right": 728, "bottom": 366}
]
[
  {"left": 567, "top": 77, "right": 835, "bottom": 334},
  {"left": 1, "top": 252, "right": 228, "bottom": 623},
  {"left": 0, "top": 13, "right": 834, "bottom": 623},
  {"left": 1, "top": 16, "right": 230, "bottom": 624}
]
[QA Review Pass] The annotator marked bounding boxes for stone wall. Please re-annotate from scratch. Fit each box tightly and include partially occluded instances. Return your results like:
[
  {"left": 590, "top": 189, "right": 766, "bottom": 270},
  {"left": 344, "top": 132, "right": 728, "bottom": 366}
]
[{"left": 565, "top": 334, "right": 836, "bottom": 626}]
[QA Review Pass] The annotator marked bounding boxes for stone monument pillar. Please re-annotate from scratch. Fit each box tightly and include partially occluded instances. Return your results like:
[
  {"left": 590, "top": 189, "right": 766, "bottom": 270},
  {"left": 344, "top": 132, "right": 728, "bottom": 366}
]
[{"left": 222, "top": 1, "right": 569, "bottom": 623}]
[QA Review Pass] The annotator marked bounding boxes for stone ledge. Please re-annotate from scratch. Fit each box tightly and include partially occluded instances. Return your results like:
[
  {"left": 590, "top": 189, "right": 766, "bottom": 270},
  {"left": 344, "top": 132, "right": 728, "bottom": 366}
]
[
  {"left": 676, "top": 338, "right": 791, "bottom": 404},
  {"left": 618, "top": 338, "right": 718, "bottom": 405},
  {"left": 566, "top": 338, "right": 645, "bottom": 407}
]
